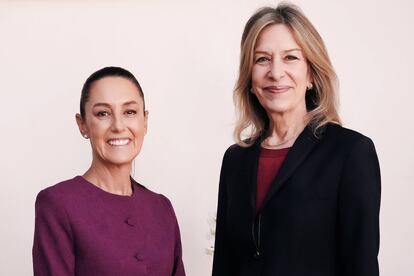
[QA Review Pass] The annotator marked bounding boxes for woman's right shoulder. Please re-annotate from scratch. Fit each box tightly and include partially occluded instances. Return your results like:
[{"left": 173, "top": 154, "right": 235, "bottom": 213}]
[
  {"left": 223, "top": 141, "right": 254, "bottom": 159},
  {"left": 220, "top": 142, "right": 256, "bottom": 171},
  {"left": 35, "top": 176, "right": 83, "bottom": 207}
]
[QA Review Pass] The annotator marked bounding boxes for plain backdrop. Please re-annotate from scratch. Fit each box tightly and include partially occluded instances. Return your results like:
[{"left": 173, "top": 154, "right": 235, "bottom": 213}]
[{"left": 0, "top": 0, "right": 413, "bottom": 275}]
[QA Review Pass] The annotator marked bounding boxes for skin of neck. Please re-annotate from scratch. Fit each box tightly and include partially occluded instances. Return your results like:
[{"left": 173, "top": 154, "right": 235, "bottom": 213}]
[
  {"left": 83, "top": 158, "right": 133, "bottom": 196},
  {"left": 264, "top": 103, "right": 308, "bottom": 147}
]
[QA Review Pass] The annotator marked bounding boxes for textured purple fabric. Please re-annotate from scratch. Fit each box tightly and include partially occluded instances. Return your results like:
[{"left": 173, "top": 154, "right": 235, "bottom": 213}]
[{"left": 33, "top": 176, "right": 185, "bottom": 276}]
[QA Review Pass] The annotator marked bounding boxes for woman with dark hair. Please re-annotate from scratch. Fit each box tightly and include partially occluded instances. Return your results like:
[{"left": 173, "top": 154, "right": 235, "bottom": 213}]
[
  {"left": 33, "top": 67, "right": 185, "bottom": 276},
  {"left": 213, "top": 3, "right": 380, "bottom": 276}
]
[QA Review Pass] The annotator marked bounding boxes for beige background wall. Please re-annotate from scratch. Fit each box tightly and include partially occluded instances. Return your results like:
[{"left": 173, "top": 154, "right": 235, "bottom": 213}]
[{"left": 0, "top": 0, "right": 413, "bottom": 275}]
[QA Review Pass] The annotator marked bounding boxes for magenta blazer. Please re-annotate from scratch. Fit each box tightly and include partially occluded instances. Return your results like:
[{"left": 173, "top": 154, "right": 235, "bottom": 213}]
[{"left": 33, "top": 176, "right": 185, "bottom": 276}]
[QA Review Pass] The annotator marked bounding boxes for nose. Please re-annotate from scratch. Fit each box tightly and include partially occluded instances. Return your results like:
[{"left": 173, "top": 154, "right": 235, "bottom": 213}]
[
  {"left": 268, "top": 58, "right": 285, "bottom": 81},
  {"left": 111, "top": 113, "right": 126, "bottom": 132}
]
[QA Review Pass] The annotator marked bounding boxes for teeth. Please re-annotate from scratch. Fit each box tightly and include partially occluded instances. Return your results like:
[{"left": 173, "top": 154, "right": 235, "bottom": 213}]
[{"left": 108, "top": 139, "right": 129, "bottom": 146}]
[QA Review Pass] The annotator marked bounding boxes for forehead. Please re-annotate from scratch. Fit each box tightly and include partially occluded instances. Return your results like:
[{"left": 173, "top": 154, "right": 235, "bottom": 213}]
[
  {"left": 88, "top": 76, "right": 142, "bottom": 105},
  {"left": 255, "top": 23, "right": 300, "bottom": 51}
]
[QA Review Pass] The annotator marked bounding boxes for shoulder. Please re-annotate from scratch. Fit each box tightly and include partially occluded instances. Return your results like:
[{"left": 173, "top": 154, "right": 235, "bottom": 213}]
[
  {"left": 34, "top": 177, "right": 84, "bottom": 227},
  {"left": 131, "top": 179, "right": 177, "bottom": 218},
  {"left": 35, "top": 176, "right": 83, "bottom": 209},
  {"left": 157, "top": 194, "right": 176, "bottom": 217},
  {"left": 321, "top": 124, "right": 378, "bottom": 166},
  {"left": 323, "top": 123, "right": 375, "bottom": 149},
  {"left": 222, "top": 142, "right": 255, "bottom": 162},
  {"left": 149, "top": 191, "right": 178, "bottom": 225}
]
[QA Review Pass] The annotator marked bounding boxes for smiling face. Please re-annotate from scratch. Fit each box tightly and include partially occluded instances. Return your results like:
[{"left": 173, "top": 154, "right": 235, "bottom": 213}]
[
  {"left": 76, "top": 76, "right": 147, "bottom": 168},
  {"left": 251, "top": 23, "right": 312, "bottom": 117}
]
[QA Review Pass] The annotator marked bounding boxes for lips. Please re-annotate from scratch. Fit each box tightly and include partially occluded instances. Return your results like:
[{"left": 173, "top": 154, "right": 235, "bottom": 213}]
[
  {"left": 107, "top": 138, "right": 131, "bottom": 146},
  {"left": 263, "top": 85, "right": 291, "bottom": 93}
]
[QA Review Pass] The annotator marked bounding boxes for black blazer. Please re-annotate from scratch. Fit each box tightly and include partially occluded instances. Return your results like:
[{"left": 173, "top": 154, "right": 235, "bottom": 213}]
[{"left": 212, "top": 124, "right": 381, "bottom": 276}]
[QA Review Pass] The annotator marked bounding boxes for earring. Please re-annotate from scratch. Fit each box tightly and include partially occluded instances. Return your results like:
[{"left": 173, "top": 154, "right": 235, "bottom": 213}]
[
  {"left": 250, "top": 87, "right": 254, "bottom": 93},
  {"left": 306, "top": 83, "right": 313, "bottom": 90},
  {"left": 83, "top": 134, "right": 89, "bottom": 139}
]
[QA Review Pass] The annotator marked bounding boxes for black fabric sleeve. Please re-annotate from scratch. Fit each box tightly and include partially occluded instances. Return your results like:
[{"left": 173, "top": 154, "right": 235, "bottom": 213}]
[
  {"left": 212, "top": 148, "right": 238, "bottom": 276},
  {"left": 338, "top": 136, "right": 381, "bottom": 276}
]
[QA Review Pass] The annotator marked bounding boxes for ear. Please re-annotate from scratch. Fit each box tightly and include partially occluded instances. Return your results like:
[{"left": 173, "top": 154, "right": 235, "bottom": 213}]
[
  {"left": 305, "top": 72, "right": 313, "bottom": 91},
  {"left": 143, "top": 110, "right": 149, "bottom": 135},
  {"left": 75, "top": 113, "right": 88, "bottom": 138}
]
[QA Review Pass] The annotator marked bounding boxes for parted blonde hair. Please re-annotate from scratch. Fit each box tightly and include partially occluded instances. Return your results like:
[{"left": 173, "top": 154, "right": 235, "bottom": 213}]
[{"left": 234, "top": 3, "right": 341, "bottom": 147}]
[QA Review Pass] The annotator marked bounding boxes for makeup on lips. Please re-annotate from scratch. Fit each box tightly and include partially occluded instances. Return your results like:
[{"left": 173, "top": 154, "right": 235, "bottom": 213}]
[{"left": 263, "top": 85, "right": 291, "bottom": 94}]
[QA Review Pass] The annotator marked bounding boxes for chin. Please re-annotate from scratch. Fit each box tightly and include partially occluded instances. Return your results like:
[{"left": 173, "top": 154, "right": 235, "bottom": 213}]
[
  {"left": 263, "top": 103, "right": 292, "bottom": 114},
  {"left": 101, "top": 153, "right": 136, "bottom": 167},
  {"left": 106, "top": 158, "right": 134, "bottom": 167}
]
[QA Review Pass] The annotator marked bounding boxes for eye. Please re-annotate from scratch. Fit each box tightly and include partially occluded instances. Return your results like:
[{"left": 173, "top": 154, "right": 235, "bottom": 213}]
[
  {"left": 125, "top": 109, "right": 137, "bottom": 116},
  {"left": 255, "top": 56, "right": 271, "bottom": 64},
  {"left": 96, "top": 111, "right": 110, "bottom": 117},
  {"left": 285, "top": 55, "right": 299, "bottom": 61}
]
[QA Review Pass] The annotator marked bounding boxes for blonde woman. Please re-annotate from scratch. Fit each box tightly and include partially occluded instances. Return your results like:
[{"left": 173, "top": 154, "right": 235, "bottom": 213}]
[{"left": 213, "top": 4, "right": 380, "bottom": 276}]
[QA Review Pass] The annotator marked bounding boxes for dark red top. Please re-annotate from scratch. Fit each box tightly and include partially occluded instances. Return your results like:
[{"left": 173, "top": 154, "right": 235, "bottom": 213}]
[{"left": 256, "top": 147, "right": 290, "bottom": 211}]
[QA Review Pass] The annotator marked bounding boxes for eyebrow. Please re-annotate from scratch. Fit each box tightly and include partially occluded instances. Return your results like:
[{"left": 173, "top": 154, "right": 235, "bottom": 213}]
[
  {"left": 254, "top": 48, "right": 302, "bottom": 55},
  {"left": 284, "top": 48, "right": 302, "bottom": 53},
  {"left": 92, "top": 101, "right": 139, "bottom": 108},
  {"left": 92, "top": 103, "right": 111, "bottom": 108},
  {"left": 122, "top": 101, "right": 139, "bottom": 106}
]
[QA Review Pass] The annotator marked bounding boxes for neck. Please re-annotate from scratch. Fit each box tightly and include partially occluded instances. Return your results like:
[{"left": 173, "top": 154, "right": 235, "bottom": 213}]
[
  {"left": 263, "top": 107, "right": 308, "bottom": 149},
  {"left": 83, "top": 159, "right": 133, "bottom": 196}
]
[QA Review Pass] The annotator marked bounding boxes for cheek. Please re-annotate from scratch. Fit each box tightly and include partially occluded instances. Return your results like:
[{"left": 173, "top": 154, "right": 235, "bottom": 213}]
[
  {"left": 251, "top": 66, "right": 267, "bottom": 85},
  {"left": 130, "top": 119, "right": 147, "bottom": 137},
  {"left": 293, "top": 65, "right": 310, "bottom": 86},
  {"left": 133, "top": 127, "right": 146, "bottom": 137},
  {"left": 88, "top": 120, "right": 109, "bottom": 137}
]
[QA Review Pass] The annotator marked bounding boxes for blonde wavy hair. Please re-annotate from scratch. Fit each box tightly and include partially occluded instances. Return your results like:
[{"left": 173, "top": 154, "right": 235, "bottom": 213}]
[{"left": 234, "top": 3, "right": 341, "bottom": 147}]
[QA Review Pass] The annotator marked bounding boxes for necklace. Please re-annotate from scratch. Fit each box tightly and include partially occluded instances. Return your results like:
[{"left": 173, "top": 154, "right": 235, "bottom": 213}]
[{"left": 261, "top": 132, "right": 300, "bottom": 149}]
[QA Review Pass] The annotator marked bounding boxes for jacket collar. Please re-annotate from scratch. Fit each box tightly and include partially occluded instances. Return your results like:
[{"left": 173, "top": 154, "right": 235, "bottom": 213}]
[{"left": 248, "top": 124, "right": 324, "bottom": 212}]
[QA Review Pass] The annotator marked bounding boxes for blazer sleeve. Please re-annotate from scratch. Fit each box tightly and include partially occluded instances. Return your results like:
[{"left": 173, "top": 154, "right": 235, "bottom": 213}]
[
  {"left": 172, "top": 217, "right": 186, "bottom": 276},
  {"left": 338, "top": 136, "right": 381, "bottom": 276},
  {"left": 32, "top": 190, "right": 75, "bottom": 276},
  {"left": 212, "top": 148, "right": 238, "bottom": 276},
  {"left": 160, "top": 195, "right": 186, "bottom": 276}
]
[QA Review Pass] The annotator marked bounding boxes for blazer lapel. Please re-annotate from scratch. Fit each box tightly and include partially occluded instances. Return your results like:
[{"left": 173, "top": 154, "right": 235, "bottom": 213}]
[
  {"left": 247, "top": 140, "right": 262, "bottom": 213},
  {"left": 261, "top": 125, "right": 321, "bottom": 209}
]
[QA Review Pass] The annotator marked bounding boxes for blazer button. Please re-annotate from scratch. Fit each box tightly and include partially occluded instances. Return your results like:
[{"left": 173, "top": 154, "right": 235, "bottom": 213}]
[
  {"left": 134, "top": 253, "right": 143, "bottom": 261},
  {"left": 253, "top": 250, "right": 261, "bottom": 259},
  {"left": 125, "top": 217, "right": 136, "bottom": 226}
]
